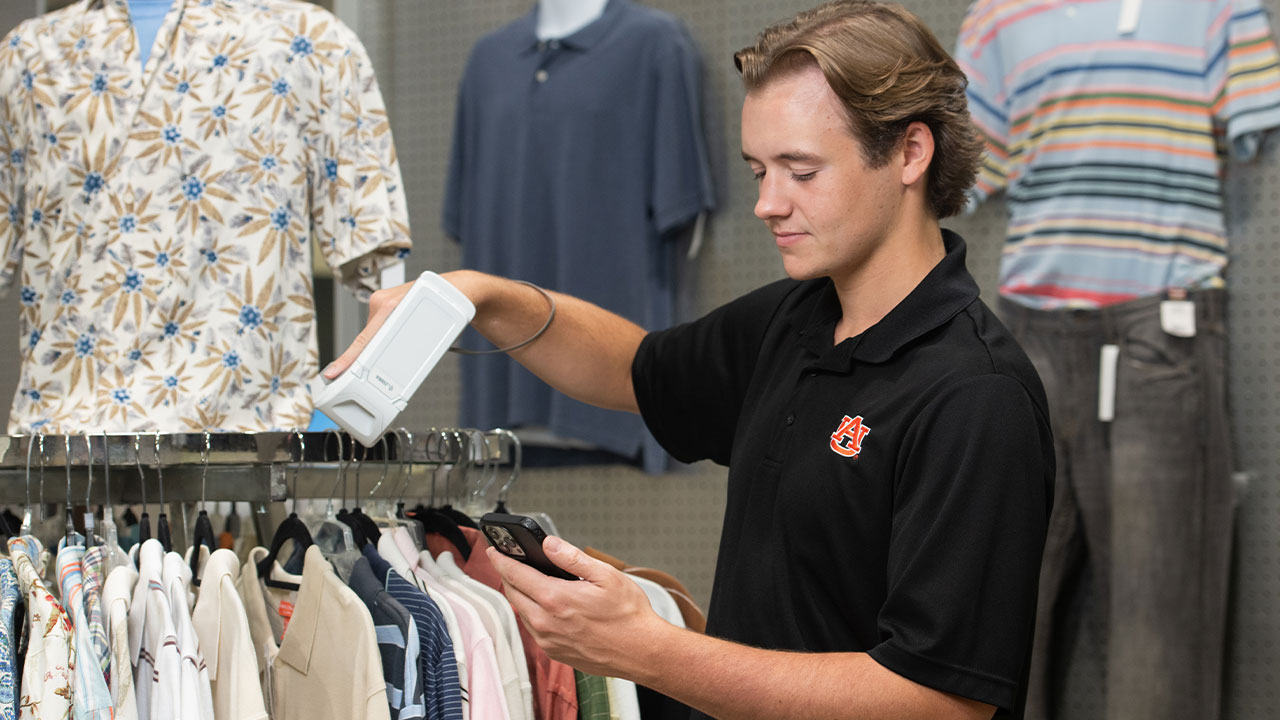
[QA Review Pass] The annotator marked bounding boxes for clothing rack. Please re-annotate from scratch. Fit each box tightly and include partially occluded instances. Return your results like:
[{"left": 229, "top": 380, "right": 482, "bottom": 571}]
[{"left": 0, "top": 429, "right": 517, "bottom": 551}]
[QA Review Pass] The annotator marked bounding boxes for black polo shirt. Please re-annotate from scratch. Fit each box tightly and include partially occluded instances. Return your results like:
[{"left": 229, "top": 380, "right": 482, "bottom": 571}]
[{"left": 631, "top": 230, "right": 1053, "bottom": 716}]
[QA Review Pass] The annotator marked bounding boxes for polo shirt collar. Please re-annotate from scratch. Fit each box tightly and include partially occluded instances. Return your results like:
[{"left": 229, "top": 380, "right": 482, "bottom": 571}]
[
  {"left": 519, "top": 0, "right": 628, "bottom": 55},
  {"left": 190, "top": 549, "right": 238, "bottom": 680},
  {"left": 791, "top": 230, "right": 979, "bottom": 371},
  {"left": 275, "top": 545, "right": 329, "bottom": 676}
]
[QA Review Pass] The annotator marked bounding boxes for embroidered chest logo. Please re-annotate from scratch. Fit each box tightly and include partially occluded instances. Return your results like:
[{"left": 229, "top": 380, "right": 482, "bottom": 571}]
[{"left": 829, "top": 414, "right": 871, "bottom": 458}]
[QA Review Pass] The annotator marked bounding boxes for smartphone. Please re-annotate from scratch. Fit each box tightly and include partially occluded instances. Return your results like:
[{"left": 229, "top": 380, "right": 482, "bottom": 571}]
[{"left": 479, "top": 512, "right": 579, "bottom": 581}]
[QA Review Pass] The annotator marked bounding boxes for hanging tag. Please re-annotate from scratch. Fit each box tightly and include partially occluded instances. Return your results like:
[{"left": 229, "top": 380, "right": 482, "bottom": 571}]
[
  {"left": 1117, "top": 0, "right": 1141, "bottom": 35},
  {"left": 1160, "top": 300, "right": 1196, "bottom": 337},
  {"left": 1098, "top": 344, "right": 1119, "bottom": 422}
]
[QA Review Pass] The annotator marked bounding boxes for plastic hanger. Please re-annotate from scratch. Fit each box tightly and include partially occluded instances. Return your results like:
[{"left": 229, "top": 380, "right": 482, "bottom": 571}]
[
  {"left": 134, "top": 434, "right": 152, "bottom": 545},
  {"left": 19, "top": 432, "right": 39, "bottom": 537},
  {"left": 81, "top": 434, "right": 96, "bottom": 548},
  {"left": 312, "top": 429, "right": 355, "bottom": 557},
  {"left": 437, "top": 431, "right": 478, "bottom": 530},
  {"left": 256, "top": 429, "right": 315, "bottom": 591},
  {"left": 63, "top": 436, "right": 84, "bottom": 547},
  {"left": 407, "top": 430, "right": 471, "bottom": 562},
  {"left": 347, "top": 438, "right": 381, "bottom": 545},
  {"left": 189, "top": 431, "right": 218, "bottom": 586},
  {"left": 334, "top": 434, "right": 369, "bottom": 548},
  {"left": 153, "top": 432, "right": 173, "bottom": 553},
  {"left": 96, "top": 432, "right": 127, "bottom": 574}
]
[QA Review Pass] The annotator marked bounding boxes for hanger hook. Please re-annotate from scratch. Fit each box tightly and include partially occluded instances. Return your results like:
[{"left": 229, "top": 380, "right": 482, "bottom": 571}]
[
  {"left": 494, "top": 429, "right": 522, "bottom": 504},
  {"left": 37, "top": 432, "right": 46, "bottom": 522},
  {"left": 134, "top": 433, "right": 148, "bottom": 511},
  {"left": 153, "top": 431, "right": 165, "bottom": 509},
  {"left": 468, "top": 429, "right": 498, "bottom": 505},
  {"left": 366, "top": 434, "right": 391, "bottom": 498},
  {"left": 352, "top": 436, "right": 365, "bottom": 506},
  {"left": 64, "top": 434, "right": 74, "bottom": 523},
  {"left": 292, "top": 429, "right": 306, "bottom": 504},
  {"left": 392, "top": 427, "right": 414, "bottom": 505},
  {"left": 83, "top": 433, "right": 95, "bottom": 507},
  {"left": 323, "top": 429, "right": 345, "bottom": 514},
  {"left": 200, "top": 431, "right": 211, "bottom": 513},
  {"left": 101, "top": 432, "right": 111, "bottom": 512}
]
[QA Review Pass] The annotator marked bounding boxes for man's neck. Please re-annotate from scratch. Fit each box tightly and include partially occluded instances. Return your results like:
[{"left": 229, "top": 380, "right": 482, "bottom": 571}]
[
  {"left": 830, "top": 216, "right": 945, "bottom": 344},
  {"left": 536, "top": 0, "right": 608, "bottom": 40}
]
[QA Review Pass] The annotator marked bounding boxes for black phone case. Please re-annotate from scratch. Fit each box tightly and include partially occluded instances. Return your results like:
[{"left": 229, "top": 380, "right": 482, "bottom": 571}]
[{"left": 479, "top": 512, "right": 579, "bottom": 581}]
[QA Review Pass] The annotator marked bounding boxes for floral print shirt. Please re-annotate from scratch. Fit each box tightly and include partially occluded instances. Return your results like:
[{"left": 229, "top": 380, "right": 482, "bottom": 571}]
[
  {"left": 0, "top": 0, "right": 411, "bottom": 433},
  {"left": 7, "top": 536, "right": 73, "bottom": 720},
  {"left": 1, "top": 557, "right": 21, "bottom": 720}
]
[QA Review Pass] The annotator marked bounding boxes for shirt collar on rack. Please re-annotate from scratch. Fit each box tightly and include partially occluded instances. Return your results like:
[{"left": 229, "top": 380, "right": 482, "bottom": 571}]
[{"left": 274, "top": 545, "right": 329, "bottom": 676}]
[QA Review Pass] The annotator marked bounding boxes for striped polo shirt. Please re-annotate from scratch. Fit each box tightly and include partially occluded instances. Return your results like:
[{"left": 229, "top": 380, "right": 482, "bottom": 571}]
[{"left": 956, "top": 0, "right": 1280, "bottom": 308}]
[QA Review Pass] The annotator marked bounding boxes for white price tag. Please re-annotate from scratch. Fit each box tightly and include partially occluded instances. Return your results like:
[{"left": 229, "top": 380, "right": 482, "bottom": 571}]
[
  {"left": 1098, "top": 344, "right": 1119, "bottom": 422},
  {"left": 1118, "top": 0, "right": 1141, "bottom": 34},
  {"left": 1160, "top": 300, "right": 1197, "bottom": 338}
]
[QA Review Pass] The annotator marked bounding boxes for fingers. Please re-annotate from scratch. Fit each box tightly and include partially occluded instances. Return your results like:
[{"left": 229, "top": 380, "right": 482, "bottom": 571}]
[
  {"left": 542, "top": 535, "right": 612, "bottom": 583},
  {"left": 322, "top": 283, "right": 410, "bottom": 379}
]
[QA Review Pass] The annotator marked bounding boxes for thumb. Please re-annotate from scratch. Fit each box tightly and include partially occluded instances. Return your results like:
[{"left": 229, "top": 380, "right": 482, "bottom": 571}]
[
  {"left": 543, "top": 535, "right": 611, "bottom": 583},
  {"left": 322, "top": 284, "right": 406, "bottom": 379}
]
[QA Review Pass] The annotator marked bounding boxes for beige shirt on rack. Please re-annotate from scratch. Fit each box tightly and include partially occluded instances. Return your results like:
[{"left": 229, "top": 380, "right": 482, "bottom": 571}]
[
  {"left": 192, "top": 548, "right": 267, "bottom": 720},
  {"left": 238, "top": 544, "right": 390, "bottom": 720},
  {"left": 103, "top": 561, "right": 140, "bottom": 720}
]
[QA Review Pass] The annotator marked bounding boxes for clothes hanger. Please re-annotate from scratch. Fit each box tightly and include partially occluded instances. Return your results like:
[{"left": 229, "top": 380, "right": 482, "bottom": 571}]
[
  {"left": 256, "top": 429, "right": 315, "bottom": 591},
  {"left": 437, "top": 430, "right": 478, "bottom": 530},
  {"left": 97, "top": 432, "right": 127, "bottom": 575},
  {"left": 189, "top": 431, "right": 218, "bottom": 586},
  {"left": 81, "top": 434, "right": 96, "bottom": 549},
  {"left": 134, "top": 434, "right": 152, "bottom": 545},
  {"left": 311, "top": 429, "right": 355, "bottom": 557},
  {"left": 19, "top": 432, "right": 38, "bottom": 537},
  {"left": 153, "top": 431, "right": 173, "bottom": 553},
  {"left": 63, "top": 435, "right": 84, "bottom": 548},
  {"left": 379, "top": 428, "right": 425, "bottom": 549},
  {"left": 347, "top": 437, "right": 381, "bottom": 545},
  {"left": 407, "top": 429, "right": 471, "bottom": 562},
  {"left": 488, "top": 428, "right": 559, "bottom": 534},
  {"left": 334, "top": 434, "right": 370, "bottom": 548}
]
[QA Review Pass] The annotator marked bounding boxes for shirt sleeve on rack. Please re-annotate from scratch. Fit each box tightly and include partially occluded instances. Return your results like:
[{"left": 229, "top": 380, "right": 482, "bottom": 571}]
[
  {"left": 631, "top": 279, "right": 797, "bottom": 465},
  {"left": 309, "top": 20, "right": 411, "bottom": 300},
  {"left": 867, "top": 373, "right": 1051, "bottom": 714},
  {"left": 648, "top": 19, "right": 715, "bottom": 236},
  {"left": 954, "top": 0, "right": 1012, "bottom": 209},
  {"left": 1209, "top": 0, "right": 1280, "bottom": 161}
]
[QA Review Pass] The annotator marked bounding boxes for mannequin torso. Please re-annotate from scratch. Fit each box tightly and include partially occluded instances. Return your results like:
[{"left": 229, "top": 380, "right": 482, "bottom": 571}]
[{"left": 536, "top": 0, "right": 608, "bottom": 40}]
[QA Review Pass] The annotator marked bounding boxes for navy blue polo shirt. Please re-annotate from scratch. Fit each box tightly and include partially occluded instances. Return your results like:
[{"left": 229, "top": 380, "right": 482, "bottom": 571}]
[
  {"left": 632, "top": 231, "right": 1054, "bottom": 716},
  {"left": 444, "top": 0, "right": 715, "bottom": 472}
]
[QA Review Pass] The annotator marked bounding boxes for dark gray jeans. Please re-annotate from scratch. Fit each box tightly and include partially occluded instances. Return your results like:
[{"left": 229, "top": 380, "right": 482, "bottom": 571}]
[{"left": 999, "top": 289, "right": 1234, "bottom": 720}]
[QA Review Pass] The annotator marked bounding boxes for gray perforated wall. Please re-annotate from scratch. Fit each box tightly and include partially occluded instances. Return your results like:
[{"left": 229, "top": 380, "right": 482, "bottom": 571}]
[{"left": 1, "top": 1, "right": 1277, "bottom": 716}]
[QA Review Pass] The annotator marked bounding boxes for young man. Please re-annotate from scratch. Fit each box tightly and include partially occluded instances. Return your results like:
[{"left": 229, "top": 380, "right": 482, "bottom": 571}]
[{"left": 328, "top": 2, "right": 1053, "bottom": 717}]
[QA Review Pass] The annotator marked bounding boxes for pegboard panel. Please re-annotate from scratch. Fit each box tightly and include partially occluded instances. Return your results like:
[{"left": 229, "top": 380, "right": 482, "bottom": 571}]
[{"left": 359, "top": 2, "right": 1280, "bottom": 717}]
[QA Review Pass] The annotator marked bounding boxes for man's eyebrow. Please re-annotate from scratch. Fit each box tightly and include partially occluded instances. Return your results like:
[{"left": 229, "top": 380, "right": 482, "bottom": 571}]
[{"left": 741, "top": 150, "right": 823, "bottom": 164}]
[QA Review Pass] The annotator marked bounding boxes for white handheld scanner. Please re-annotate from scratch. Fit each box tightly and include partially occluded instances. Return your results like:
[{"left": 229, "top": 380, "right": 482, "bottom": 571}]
[{"left": 314, "top": 271, "right": 475, "bottom": 446}]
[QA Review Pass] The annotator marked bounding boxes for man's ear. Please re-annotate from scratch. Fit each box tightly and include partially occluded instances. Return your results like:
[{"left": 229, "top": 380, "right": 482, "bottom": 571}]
[{"left": 900, "top": 121, "right": 934, "bottom": 187}]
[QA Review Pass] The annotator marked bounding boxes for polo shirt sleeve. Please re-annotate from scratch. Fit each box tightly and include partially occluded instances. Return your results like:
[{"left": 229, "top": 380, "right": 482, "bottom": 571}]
[
  {"left": 309, "top": 23, "right": 412, "bottom": 300},
  {"left": 867, "top": 373, "right": 1052, "bottom": 714},
  {"left": 648, "top": 21, "right": 715, "bottom": 235},
  {"left": 631, "top": 279, "right": 796, "bottom": 465},
  {"left": 1209, "top": 0, "right": 1280, "bottom": 161},
  {"left": 954, "top": 1, "right": 1011, "bottom": 208}
]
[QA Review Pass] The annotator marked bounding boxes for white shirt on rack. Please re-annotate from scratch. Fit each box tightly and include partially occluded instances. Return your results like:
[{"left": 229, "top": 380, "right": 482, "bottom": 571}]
[
  {"left": 128, "top": 539, "right": 183, "bottom": 720},
  {"left": 162, "top": 551, "right": 216, "bottom": 720},
  {"left": 103, "top": 560, "right": 140, "bottom": 720},
  {"left": 191, "top": 548, "right": 268, "bottom": 720}
]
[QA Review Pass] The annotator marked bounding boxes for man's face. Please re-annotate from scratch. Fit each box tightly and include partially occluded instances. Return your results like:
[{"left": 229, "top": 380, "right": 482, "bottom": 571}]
[{"left": 741, "top": 64, "right": 902, "bottom": 285}]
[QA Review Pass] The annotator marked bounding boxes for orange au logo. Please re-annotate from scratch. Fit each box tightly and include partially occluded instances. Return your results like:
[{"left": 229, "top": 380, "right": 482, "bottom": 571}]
[{"left": 829, "top": 414, "right": 871, "bottom": 458}]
